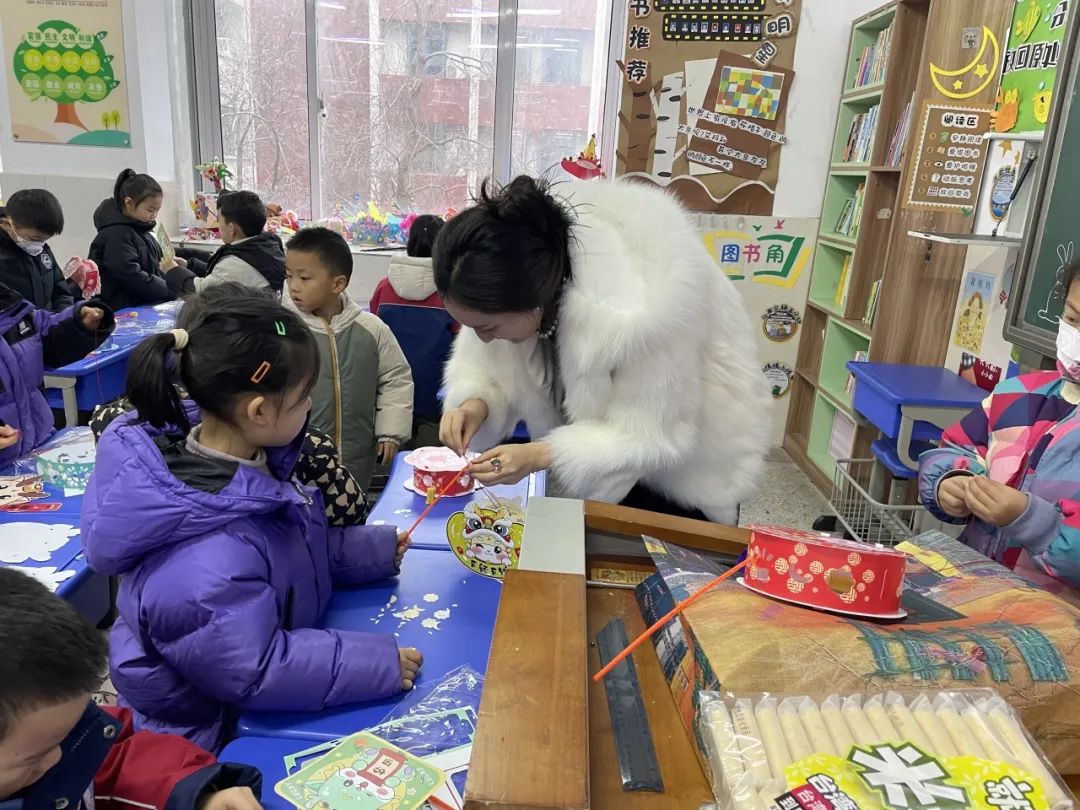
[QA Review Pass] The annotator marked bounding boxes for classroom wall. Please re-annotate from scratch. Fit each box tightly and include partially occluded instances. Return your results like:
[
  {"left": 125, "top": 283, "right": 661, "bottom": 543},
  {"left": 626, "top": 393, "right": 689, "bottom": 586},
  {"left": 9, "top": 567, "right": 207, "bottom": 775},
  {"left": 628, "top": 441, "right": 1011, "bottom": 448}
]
[
  {"left": 0, "top": 0, "right": 178, "bottom": 269},
  {"left": 773, "top": 0, "right": 892, "bottom": 217}
]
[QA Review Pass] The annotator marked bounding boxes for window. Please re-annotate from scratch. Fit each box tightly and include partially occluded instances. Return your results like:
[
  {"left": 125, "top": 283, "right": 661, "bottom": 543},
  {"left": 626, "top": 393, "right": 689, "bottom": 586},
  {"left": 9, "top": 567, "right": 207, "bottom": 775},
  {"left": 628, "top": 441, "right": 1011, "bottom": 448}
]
[{"left": 194, "top": 0, "right": 614, "bottom": 221}]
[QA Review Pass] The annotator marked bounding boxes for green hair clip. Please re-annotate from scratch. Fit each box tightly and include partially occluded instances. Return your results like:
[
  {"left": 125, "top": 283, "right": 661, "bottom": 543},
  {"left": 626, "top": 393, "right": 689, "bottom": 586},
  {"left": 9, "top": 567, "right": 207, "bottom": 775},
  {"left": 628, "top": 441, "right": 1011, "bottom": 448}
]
[{"left": 275, "top": 321, "right": 286, "bottom": 336}]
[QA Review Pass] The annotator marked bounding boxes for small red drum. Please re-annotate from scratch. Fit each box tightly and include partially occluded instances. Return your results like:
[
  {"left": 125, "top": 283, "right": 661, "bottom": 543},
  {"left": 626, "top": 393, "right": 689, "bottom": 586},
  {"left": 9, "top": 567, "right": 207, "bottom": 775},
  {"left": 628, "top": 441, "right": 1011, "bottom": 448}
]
[{"left": 742, "top": 526, "right": 908, "bottom": 620}]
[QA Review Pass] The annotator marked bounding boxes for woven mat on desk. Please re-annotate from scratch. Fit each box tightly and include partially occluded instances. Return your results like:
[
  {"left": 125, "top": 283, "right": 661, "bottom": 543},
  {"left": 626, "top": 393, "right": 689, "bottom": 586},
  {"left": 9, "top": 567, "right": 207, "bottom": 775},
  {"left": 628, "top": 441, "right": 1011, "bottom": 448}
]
[{"left": 637, "top": 531, "right": 1080, "bottom": 775}]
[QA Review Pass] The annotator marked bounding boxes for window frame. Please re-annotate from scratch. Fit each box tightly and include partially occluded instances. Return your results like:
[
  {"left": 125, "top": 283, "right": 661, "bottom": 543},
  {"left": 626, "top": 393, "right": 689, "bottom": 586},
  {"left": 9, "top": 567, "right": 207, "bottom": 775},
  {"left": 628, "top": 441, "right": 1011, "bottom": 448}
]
[{"left": 186, "top": 0, "right": 618, "bottom": 220}]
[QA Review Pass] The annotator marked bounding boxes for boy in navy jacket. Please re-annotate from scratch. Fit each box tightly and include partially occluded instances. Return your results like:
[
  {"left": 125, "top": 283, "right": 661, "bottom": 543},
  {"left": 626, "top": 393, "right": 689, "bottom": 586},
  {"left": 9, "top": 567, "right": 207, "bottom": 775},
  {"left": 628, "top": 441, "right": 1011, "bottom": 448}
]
[
  {"left": 0, "top": 190, "right": 74, "bottom": 312},
  {"left": 0, "top": 568, "right": 263, "bottom": 810}
]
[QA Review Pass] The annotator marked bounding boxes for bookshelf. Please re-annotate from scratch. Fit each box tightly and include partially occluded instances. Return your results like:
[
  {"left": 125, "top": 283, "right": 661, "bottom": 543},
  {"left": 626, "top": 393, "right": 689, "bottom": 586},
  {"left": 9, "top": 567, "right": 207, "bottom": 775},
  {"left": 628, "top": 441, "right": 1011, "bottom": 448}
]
[
  {"left": 784, "top": 0, "right": 928, "bottom": 490},
  {"left": 785, "top": 0, "right": 1014, "bottom": 493}
]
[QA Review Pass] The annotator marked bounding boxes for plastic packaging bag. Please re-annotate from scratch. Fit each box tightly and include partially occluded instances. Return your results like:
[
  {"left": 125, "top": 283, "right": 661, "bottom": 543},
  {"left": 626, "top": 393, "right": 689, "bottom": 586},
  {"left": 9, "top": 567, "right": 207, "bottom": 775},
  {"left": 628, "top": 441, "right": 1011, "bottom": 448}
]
[
  {"left": 698, "top": 689, "right": 1073, "bottom": 810},
  {"left": 7, "top": 427, "right": 96, "bottom": 492}
]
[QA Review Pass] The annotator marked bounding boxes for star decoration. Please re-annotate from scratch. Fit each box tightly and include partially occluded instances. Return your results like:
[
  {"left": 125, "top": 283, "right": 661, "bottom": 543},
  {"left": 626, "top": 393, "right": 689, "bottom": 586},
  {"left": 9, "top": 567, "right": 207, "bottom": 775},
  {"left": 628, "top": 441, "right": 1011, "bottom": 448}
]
[
  {"left": 999, "top": 139, "right": 1013, "bottom": 157},
  {"left": 974, "top": 63, "right": 989, "bottom": 78},
  {"left": 953, "top": 79, "right": 964, "bottom": 91}
]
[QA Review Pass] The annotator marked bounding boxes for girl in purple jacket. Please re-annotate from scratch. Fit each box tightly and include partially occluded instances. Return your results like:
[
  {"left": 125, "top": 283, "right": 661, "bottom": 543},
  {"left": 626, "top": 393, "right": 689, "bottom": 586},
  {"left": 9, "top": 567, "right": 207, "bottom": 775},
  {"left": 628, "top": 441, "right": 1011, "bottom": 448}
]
[{"left": 82, "top": 284, "right": 422, "bottom": 752}]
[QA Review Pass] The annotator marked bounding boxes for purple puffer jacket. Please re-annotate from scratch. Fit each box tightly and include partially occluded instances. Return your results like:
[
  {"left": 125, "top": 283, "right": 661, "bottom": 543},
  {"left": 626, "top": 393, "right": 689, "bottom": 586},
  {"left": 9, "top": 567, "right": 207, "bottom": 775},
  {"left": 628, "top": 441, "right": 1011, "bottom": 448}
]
[
  {"left": 81, "top": 406, "right": 403, "bottom": 752},
  {"left": 0, "top": 283, "right": 113, "bottom": 467}
]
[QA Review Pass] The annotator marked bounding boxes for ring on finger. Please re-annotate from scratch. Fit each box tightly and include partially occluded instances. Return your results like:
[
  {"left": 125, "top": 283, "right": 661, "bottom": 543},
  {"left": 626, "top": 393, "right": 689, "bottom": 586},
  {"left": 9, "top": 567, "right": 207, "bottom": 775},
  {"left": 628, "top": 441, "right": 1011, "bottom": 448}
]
[{"left": 491, "top": 457, "right": 503, "bottom": 473}]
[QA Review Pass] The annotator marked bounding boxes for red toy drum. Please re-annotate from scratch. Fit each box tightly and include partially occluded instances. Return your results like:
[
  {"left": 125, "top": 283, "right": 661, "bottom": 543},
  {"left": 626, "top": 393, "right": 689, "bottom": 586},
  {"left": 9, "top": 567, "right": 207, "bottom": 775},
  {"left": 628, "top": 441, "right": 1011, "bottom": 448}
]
[
  {"left": 402, "top": 447, "right": 474, "bottom": 497},
  {"left": 742, "top": 526, "right": 908, "bottom": 620}
]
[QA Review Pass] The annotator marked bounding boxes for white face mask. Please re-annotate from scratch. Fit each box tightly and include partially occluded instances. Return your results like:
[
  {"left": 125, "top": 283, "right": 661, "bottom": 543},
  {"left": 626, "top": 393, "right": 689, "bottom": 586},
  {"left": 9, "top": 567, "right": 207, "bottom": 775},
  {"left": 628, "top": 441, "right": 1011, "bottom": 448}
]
[
  {"left": 1057, "top": 318, "right": 1080, "bottom": 381},
  {"left": 16, "top": 238, "right": 45, "bottom": 257}
]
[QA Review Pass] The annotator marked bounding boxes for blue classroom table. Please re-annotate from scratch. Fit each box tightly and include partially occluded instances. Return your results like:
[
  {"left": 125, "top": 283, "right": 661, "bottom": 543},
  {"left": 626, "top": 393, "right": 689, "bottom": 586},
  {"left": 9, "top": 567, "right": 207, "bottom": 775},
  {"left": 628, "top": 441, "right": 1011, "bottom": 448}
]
[
  {"left": 237, "top": 547, "right": 503, "bottom": 742},
  {"left": 44, "top": 301, "right": 181, "bottom": 425},
  {"left": 366, "top": 453, "right": 545, "bottom": 551},
  {"left": 0, "top": 430, "right": 109, "bottom": 623}
]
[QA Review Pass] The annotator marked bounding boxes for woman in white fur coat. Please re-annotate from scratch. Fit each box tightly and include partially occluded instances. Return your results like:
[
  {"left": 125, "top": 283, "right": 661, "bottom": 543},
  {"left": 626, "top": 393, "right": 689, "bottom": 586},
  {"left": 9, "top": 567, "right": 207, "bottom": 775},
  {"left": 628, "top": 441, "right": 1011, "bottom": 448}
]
[{"left": 436, "top": 176, "right": 771, "bottom": 522}]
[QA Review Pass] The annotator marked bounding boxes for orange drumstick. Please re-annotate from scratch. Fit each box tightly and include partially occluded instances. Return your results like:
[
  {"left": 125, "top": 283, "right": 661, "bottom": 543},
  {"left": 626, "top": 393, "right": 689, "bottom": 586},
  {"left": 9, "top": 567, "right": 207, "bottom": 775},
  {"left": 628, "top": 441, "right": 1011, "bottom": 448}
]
[
  {"left": 403, "top": 465, "right": 473, "bottom": 539},
  {"left": 592, "top": 559, "right": 747, "bottom": 682}
]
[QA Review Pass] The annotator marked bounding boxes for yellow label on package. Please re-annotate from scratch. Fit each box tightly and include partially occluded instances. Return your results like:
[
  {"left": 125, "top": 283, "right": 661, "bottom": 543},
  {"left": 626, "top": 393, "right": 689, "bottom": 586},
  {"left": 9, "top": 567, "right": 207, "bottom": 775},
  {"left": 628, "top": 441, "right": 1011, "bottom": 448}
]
[{"left": 782, "top": 745, "right": 1051, "bottom": 810}]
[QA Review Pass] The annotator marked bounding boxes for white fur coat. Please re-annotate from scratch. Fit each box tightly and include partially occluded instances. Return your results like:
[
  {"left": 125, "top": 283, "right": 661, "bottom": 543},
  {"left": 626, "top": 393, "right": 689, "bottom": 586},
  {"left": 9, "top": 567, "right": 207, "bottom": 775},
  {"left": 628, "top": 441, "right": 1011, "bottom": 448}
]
[{"left": 443, "top": 180, "right": 773, "bottom": 522}]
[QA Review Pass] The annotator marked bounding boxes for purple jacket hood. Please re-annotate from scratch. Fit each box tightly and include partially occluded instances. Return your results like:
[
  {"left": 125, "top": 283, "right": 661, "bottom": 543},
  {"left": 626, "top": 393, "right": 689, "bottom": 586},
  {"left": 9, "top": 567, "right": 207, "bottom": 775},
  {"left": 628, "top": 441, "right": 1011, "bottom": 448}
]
[{"left": 84, "top": 406, "right": 309, "bottom": 576}]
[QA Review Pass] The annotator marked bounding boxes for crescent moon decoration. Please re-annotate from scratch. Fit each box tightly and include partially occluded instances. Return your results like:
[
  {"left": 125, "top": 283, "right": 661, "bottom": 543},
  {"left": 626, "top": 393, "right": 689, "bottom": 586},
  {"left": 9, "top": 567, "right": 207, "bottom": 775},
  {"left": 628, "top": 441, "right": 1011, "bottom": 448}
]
[{"left": 929, "top": 26, "right": 1000, "bottom": 100}]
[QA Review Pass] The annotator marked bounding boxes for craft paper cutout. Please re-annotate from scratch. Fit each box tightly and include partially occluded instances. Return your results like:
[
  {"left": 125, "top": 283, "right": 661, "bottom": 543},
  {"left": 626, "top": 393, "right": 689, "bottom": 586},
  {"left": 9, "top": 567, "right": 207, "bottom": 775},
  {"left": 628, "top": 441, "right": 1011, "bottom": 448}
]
[
  {"left": 7, "top": 564, "right": 76, "bottom": 591},
  {"left": 35, "top": 439, "right": 96, "bottom": 493},
  {"left": 0, "top": 475, "right": 48, "bottom": 510},
  {"left": 0, "top": 522, "right": 78, "bottom": 563},
  {"left": 997, "top": 0, "right": 1069, "bottom": 134},
  {"left": 446, "top": 501, "right": 525, "bottom": 581},
  {"left": 929, "top": 26, "right": 1000, "bottom": 100},
  {"left": 275, "top": 732, "right": 444, "bottom": 810}
]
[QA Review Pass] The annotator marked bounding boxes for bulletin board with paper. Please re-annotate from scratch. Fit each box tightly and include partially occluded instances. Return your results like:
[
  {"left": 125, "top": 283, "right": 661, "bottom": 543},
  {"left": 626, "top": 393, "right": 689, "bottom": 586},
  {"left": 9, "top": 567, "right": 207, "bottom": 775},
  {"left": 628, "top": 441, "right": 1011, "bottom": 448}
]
[{"left": 615, "top": 0, "right": 801, "bottom": 214}]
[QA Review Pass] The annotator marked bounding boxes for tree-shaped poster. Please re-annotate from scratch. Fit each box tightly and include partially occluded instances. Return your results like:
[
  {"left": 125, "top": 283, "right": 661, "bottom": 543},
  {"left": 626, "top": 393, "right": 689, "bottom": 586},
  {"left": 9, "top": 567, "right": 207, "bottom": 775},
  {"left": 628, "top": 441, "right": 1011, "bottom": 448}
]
[{"left": 3, "top": 0, "right": 130, "bottom": 147}]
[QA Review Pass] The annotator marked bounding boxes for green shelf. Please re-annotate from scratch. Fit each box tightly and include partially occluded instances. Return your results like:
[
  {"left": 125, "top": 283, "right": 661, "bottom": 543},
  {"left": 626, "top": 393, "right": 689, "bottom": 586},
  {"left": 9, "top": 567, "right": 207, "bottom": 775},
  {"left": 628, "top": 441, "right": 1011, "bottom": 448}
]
[
  {"left": 845, "top": 4, "right": 896, "bottom": 92},
  {"left": 819, "top": 234, "right": 857, "bottom": 251},
  {"left": 820, "top": 173, "right": 865, "bottom": 244},
  {"left": 808, "top": 242, "right": 853, "bottom": 315},
  {"left": 807, "top": 393, "right": 841, "bottom": 476},
  {"left": 842, "top": 83, "right": 885, "bottom": 104},
  {"left": 819, "top": 317, "right": 871, "bottom": 409}
]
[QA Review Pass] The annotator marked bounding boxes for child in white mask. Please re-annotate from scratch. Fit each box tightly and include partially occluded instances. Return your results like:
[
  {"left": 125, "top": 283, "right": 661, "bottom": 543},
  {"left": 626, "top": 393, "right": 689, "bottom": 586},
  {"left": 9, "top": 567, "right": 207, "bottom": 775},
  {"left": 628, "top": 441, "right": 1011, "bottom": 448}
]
[
  {"left": 919, "top": 260, "right": 1080, "bottom": 604},
  {"left": 0, "top": 188, "right": 74, "bottom": 312}
]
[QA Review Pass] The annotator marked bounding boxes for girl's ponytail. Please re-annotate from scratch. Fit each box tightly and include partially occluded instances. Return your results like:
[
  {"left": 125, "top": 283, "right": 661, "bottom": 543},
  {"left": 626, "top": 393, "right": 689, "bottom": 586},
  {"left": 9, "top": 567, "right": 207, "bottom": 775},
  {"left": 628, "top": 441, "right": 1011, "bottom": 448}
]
[
  {"left": 113, "top": 168, "right": 163, "bottom": 211},
  {"left": 127, "top": 330, "right": 189, "bottom": 432}
]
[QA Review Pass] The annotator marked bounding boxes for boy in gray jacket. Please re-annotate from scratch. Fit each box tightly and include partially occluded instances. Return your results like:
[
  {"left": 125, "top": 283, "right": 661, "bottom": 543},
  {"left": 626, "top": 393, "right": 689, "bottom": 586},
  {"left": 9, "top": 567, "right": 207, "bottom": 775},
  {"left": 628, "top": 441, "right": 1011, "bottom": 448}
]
[{"left": 284, "top": 227, "right": 413, "bottom": 488}]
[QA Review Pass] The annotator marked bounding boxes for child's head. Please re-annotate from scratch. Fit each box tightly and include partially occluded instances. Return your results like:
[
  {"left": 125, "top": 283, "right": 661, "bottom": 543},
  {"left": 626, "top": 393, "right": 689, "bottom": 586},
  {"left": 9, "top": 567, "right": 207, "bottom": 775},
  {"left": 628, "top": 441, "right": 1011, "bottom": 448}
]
[
  {"left": 113, "top": 168, "right": 163, "bottom": 223},
  {"left": 217, "top": 190, "right": 267, "bottom": 244},
  {"left": 2, "top": 189, "right": 64, "bottom": 255},
  {"left": 0, "top": 569, "right": 107, "bottom": 799},
  {"left": 285, "top": 227, "right": 353, "bottom": 315},
  {"left": 127, "top": 283, "right": 319, "bottom": 447},
  {"left": 406, "top": 215, "right": 445, "bottom": 259},
  {"left": 1061, "top": 260, "right": 1080, "bottom": 328}
]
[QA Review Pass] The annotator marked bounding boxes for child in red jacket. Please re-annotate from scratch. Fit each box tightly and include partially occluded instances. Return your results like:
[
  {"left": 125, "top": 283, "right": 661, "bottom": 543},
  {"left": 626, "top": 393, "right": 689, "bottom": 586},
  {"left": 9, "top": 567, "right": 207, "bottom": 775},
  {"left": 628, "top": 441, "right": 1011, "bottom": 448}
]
[{"left": 0, "top": 568, "right": 262, "bottom": 810}]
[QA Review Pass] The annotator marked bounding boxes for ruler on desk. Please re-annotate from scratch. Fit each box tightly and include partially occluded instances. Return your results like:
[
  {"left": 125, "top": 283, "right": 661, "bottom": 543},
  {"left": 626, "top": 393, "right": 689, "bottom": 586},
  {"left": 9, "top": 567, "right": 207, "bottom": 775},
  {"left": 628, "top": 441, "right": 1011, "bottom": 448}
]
[{"left": 595, "top": 618, "right": 665, "bottom": 793}]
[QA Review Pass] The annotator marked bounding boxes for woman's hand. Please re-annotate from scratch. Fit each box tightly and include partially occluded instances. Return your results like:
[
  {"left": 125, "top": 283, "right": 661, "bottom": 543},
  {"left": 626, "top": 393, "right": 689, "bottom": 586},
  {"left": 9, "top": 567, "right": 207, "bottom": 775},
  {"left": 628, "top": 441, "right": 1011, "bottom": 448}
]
[
  {"left": 471, "top": 442, "right": 552, "bottom": 486},
  {"left": 440, "top": 399, "right": 489, "bottom": 456},
  {"left": 80, "top": 306, "right": 106, "bottom": 331},
  {"left": 937, "top": 475, "right": 972, "bottom": 519},
  {"left": 378, "top": 440, "right": 399, "bottom": 465},
  {"left": 964, "top": 476, "right": 1029, "bottom": 527}
]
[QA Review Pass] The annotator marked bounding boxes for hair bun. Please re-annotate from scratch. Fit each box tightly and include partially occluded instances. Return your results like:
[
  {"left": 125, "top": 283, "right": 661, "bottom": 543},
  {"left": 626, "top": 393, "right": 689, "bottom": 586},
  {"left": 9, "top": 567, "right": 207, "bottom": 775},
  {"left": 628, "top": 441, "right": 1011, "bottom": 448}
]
[{"left": 478, "top": 176, "right": 572, "bottom": 255}]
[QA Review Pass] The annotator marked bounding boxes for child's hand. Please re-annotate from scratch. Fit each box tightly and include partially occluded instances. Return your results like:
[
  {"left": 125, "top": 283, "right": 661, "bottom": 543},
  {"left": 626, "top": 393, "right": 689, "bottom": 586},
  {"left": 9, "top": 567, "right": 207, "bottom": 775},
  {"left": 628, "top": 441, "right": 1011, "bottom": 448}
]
[
  {"left": 937, "top": 475, "right": 972, "bottom": 518},
  {"left": 964, "top": 476, "right": 1028, "bottom": 527},
  {"left": 197, "top": 786, "right": 262, "bottom": 810},
  {"left": 395, "top": 530, "right": 410, "bottom": 569},
  {"left": 0, "top": 425, "right": 19, "bottom": 450},
  {"left": 80, "top": 306, "right": 106, "bottom": 331},
  {"left": 378, "top": 440, "right": 399, "bottom": 465},
  {"left": 399, "top": 647, "right": 423, "bottom": 690}
]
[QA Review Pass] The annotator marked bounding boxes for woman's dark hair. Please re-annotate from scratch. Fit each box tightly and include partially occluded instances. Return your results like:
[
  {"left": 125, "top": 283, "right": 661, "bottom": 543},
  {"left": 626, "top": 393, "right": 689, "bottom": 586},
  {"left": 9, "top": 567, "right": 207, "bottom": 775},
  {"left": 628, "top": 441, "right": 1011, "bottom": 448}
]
[
  {"left": 432, "top": 176, "right": 574, "bottom": 314},
  {"left": 406, "top": 214, "right": 445, "bottom": 258},
  {"left": 5, "top": 188, "right": 64, "bottom": 235},
  {"left": 127, "top": 283, "right": 319, "bottom": 432},
  {"left": 113, "top": 168, "right": 163, "bottom": 211}
]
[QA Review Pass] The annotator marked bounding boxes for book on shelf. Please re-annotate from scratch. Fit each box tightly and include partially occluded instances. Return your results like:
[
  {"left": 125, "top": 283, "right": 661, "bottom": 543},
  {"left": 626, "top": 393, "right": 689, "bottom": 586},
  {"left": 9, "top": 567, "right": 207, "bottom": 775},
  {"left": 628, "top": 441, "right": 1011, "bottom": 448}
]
[
  {"left": 828, "top": 409, "right": 858, "bottom": 461},
  {"left": 841, "top": 105, "right": 880, "bottom": 163},
  {"left": 844, "top": 350, "right": 869, "bottom": 396},
  {"left": 852, "top": 23, "right": 893, "bottom": 89},
  {"left": 834, "top": 183, "right": 866, "bottom": 238},
  {"left": 835, "top": 254, "right": 853, "bottom": 309},
  {"left": 863, "top": 279, "right": 882, "bottom": 327},
  {"left": 885, "top": 93, "right": 915, "bottom": 167}
]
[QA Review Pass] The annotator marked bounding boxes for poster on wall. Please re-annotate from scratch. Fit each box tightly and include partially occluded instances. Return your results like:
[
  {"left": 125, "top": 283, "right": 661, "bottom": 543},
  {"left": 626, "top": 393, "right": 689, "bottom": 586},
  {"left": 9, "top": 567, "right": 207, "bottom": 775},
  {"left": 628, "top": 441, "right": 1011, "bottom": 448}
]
[
  {"left": 993, "top": 0, "right": 1070, "bottom": 135},
  {"left": 905, "top": 103, "right": 992, "bottom": 211},
  {"left": 944, "top": 246, "right": 1020, "bottom": 392},
  {"left": 701, "top": 214, "right": 816, "bottom": 444},
  {"left": 616, "top": 0, "right": 801, "bottom": 214},
  {"left": 2, "top": 0, "right": 130, "bottom": 147}
]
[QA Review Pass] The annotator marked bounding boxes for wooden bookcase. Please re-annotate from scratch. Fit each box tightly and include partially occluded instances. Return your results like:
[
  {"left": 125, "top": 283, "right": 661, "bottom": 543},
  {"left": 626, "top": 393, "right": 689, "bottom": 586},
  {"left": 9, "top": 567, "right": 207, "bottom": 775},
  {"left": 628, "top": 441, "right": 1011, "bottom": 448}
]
[{"left": 785, "top": 0, "right": 1013, "bottom": 493}]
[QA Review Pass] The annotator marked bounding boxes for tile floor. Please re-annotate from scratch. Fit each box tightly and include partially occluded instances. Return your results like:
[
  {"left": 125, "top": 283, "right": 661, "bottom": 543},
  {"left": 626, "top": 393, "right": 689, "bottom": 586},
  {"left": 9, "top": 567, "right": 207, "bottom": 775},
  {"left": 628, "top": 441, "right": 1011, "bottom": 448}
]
[{"left": 739, "top": 447, "right": 830, "bottom": 530}]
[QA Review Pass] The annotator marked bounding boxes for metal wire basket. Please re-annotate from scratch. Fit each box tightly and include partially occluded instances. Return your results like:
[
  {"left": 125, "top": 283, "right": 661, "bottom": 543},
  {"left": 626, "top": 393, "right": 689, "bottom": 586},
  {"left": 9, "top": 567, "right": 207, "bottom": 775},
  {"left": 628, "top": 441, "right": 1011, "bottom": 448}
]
[{"left": 829, "top": 459, "right": 923, "bottom": 546}]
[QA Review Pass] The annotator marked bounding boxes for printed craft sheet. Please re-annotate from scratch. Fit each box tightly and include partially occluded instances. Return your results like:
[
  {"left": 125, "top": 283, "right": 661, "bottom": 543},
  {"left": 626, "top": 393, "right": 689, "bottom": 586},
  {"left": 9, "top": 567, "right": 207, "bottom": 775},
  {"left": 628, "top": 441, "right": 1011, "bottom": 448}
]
[{"left": 636, "top": 532, "right": 1080, "bottom": 775}]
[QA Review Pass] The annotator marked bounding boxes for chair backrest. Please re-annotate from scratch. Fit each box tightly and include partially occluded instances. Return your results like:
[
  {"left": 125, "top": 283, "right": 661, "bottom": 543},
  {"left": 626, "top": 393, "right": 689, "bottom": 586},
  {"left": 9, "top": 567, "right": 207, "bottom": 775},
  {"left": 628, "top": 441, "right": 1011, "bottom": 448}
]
[{"left": 377, "top": 303, "right": 456, "bottom": 419}]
